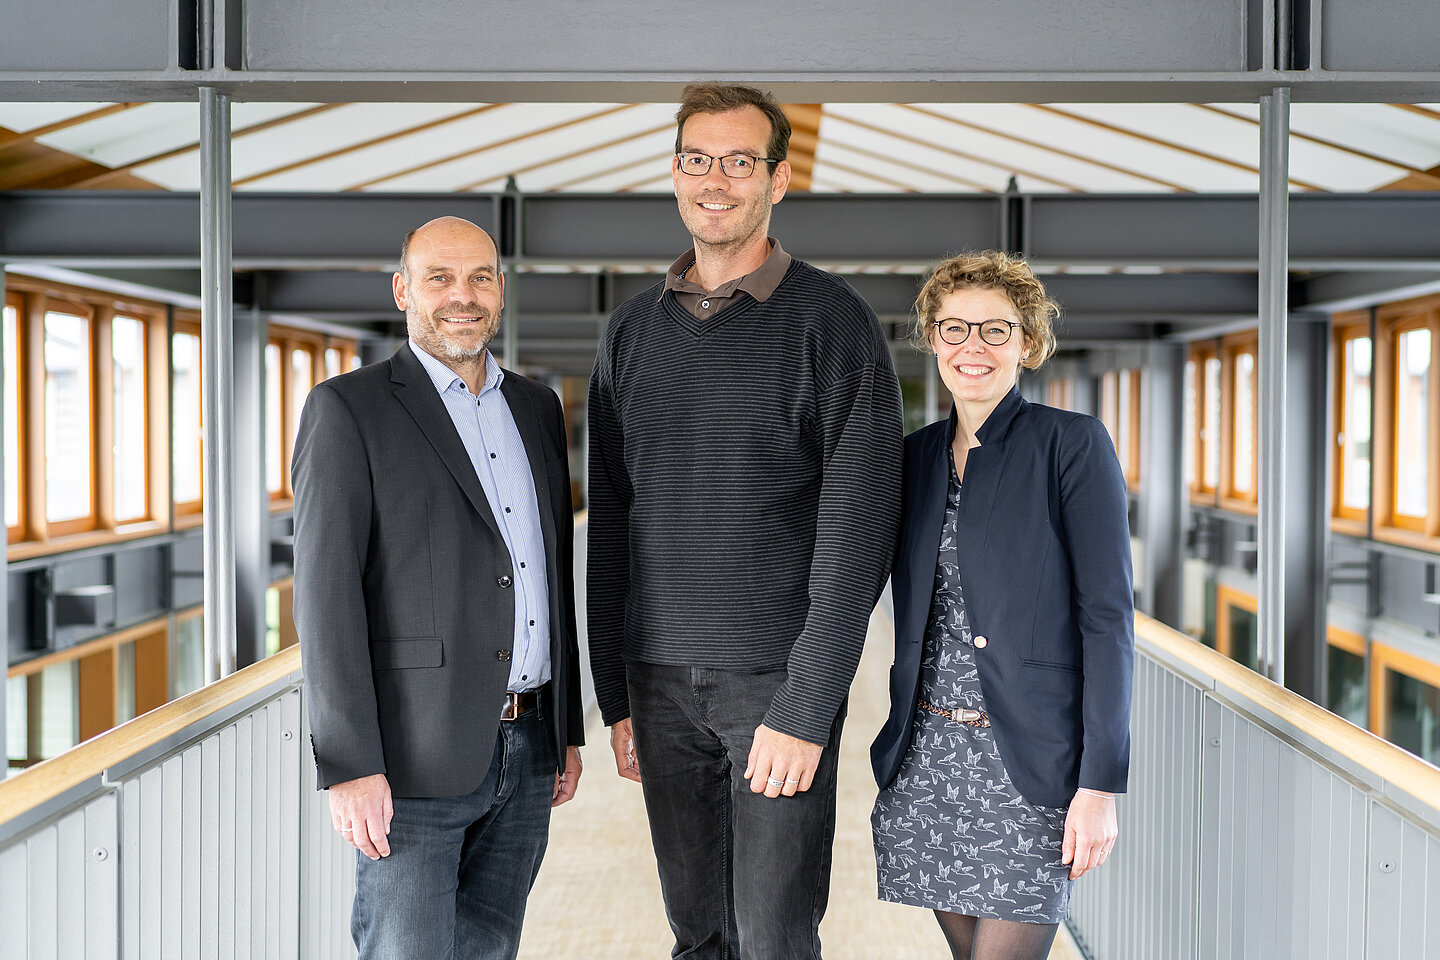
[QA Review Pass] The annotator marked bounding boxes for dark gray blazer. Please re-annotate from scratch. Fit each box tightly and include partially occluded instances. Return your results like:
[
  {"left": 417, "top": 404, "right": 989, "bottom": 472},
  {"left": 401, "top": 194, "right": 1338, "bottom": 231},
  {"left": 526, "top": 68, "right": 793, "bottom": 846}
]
[{"left": 292, "top": 342, "right": 583, "bottom": 798}]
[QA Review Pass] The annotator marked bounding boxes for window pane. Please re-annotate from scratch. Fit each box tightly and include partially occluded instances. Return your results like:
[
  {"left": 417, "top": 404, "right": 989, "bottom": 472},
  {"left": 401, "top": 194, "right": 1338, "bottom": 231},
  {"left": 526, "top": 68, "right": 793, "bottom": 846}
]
[
  {"left": 1227, "top": 603, "right": 1258, "bottom": 672},
  {"left": 291, "top": 347, "right": 314, "bottom": 444},
  {"left": 172, "top": 332, "right": 202, "bottom": 504},
  {"left": 1182, "top": 360, "right": 1196, "bottom": 489},
  {"left": 113, "top": 316, "right": 147, "bottom": 521},
  {"left": 350, "top": 354, "right": 362, "bottom": 372},
  {"left": 45, "top": 311, "right": 93, "bottom": 523},
  {"left": 1340, "top": 336, "right": 1372, "bottom": 511},
  {"left": 1384, "top": 667, "right": 1440, "bottom": 766},
  {"left": 1326, "top": 644, "right": 1367, "bottom": 728},
  {"left": 6, "top": 674, "right": 26, "bottom": 775},
  {"left": 172, "top": 614, "right": 206, "bottom": 698},
  {"left": 1233, "top": 351, "right": 1255, "bottom": 495},
  {"left": 1202, "top": 356, "right": 1221, "bottom": 488},
  {"left": 1100, "top": 372, "right": 1119, "bottom": 450},
  {"left": 1395, "top": 328, "right": 1430, "bottom": 517},
  {"left": 114, "top": 641, "right": 137, "bottom": 725},
  {"left": 266, "top": 344, "right": 283, "bottom": 494},
  {"left": 39, "top": 661, "right": 78, "bottom": 760},
  {"left": 266, "top": 586, "right": 281, "bottom": 658},
  {"left": 325, "top": 347, "right": 341, "bottom": 382},
  {"left": 4, "top": 305, "right": 19, "bottom": 530},
  {"left": 1116, "top": 371, "right": 1132, "bottom": 477}
]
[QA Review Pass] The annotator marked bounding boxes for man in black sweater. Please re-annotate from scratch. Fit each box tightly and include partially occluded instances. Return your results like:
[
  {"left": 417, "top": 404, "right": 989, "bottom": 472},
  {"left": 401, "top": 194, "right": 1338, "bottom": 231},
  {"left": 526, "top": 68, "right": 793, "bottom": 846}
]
[{"left": 587, "top": 82, "right": 902, "bottom": 957}]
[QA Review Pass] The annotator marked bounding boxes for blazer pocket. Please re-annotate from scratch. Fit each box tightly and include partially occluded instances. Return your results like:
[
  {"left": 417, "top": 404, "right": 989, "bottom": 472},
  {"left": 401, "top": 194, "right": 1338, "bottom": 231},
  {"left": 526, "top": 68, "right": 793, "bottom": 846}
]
[
  {"left": 372, "top": 638, "right": 444, "bottom": 669},
  {"left": 1022, "top": 658, "right": 1082, "bottom": 676}
]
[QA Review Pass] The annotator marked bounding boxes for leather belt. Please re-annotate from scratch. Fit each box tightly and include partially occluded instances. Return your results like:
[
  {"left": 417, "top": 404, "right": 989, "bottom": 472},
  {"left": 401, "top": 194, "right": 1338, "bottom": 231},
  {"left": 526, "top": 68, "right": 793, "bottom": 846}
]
[
  {"left": 501, "top": 688, "right": 542, "bottom": 721},
  {"left": 918, "top": 698, "right": 991, "bottom": 728}
]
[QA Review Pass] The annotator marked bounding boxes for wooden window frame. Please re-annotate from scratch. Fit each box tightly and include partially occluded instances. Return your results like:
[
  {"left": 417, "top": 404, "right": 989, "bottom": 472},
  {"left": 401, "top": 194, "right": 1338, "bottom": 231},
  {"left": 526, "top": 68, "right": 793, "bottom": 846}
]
[
  {"left": 1219, "top": 331, "right": 1259, "bottom": 515},
  {"left": 1214, "top": 583, "right": 1258, "bottom": 663},
  {"left": 1373, "top": 297, "right": 1440, "bottom": 548},
  {"left": 1370, "top": 641, "right": 1440, "bottom": 752},
  {"left": 267, "top": 326, "right": 327, "bottom": 508},
  {"left": 1331, "top": 312, "right": 1373, "bottom": 536},
  {"left": 1189, "top": 342, "right": 1221, "bottom": 503}
]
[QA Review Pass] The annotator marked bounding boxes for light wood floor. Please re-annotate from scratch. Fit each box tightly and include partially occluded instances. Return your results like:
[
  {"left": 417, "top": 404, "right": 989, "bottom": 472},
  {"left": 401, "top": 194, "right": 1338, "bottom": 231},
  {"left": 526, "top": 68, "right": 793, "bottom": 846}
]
[{"left": 518, "top": 606, "right": 1081, "bottom": 960}]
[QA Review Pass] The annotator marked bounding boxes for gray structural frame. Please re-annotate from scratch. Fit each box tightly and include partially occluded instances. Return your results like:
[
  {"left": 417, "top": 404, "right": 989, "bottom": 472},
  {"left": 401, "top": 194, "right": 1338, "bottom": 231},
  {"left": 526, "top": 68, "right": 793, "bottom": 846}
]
[{"left": 1258, "top": 88, "right": 1290, "bottom": 684}]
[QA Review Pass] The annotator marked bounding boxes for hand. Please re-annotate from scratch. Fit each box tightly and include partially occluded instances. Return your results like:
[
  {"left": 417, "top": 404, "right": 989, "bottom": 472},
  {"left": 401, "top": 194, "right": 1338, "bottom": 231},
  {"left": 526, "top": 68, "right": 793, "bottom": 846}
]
[
  {"left": 1061, "top": 789, "right": 1117, "bottom": 879},
  {"left": 552, "top": 746, "right": 583, "bottom": 807},
  {"left": 745, "top": 724, "right": 823, "bottom": 799},
  {"left": 329, "top": 773, "right": 394, "bottom": 860},
  {"left": 609, "top": 718, "right": 642, "bottom": 783}
]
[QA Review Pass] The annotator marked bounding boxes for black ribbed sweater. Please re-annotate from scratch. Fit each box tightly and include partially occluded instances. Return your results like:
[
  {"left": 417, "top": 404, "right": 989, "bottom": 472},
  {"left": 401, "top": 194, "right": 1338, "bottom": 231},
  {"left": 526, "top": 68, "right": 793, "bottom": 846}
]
[{"left": 586, "top": 258, "right": 903, "bottom": 744}]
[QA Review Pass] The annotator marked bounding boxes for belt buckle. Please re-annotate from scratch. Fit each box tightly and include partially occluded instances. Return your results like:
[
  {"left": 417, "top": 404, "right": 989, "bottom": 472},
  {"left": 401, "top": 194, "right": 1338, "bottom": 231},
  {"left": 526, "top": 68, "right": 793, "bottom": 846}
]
[
  {"left": 957, "top": 708, "right": 983, "bottom": 723},
  {"left": 500, "top": 691, "right": 521, "bottom": 721}
]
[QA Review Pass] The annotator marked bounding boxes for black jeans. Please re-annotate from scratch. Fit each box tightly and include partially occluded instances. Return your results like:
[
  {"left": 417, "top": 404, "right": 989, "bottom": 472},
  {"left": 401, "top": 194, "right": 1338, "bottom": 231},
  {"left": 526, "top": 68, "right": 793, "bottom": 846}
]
[{"left": 627, "top": 661, "right": 846, "bottom": 960}]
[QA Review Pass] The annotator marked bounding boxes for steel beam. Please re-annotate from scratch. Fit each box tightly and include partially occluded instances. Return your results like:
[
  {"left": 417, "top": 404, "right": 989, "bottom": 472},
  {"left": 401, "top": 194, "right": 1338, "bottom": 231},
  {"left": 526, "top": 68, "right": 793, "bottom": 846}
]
[
  {"left": 1139, "top": 343, "right": 1186, "bottom": 626},
  {"left": 199, "top": 88, "right": 237, "bottom": 683},
  {"left": 1257, "top": 87, "right": 1289, "bottom": 685}
]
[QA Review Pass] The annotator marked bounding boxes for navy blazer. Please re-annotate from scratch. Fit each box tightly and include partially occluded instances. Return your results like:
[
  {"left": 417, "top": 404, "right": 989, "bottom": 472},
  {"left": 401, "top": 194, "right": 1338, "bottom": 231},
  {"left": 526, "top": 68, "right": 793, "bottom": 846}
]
[{"left": 870, "top": 387, "right": 1133, "bottom": 808}]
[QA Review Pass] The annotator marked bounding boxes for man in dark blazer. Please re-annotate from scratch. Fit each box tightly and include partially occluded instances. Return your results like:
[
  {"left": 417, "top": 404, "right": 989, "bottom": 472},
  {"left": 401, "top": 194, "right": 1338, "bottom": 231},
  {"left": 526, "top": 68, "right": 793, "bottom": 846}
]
[{"left": 292, "top": 216, "right": 583, "bottom": 960}]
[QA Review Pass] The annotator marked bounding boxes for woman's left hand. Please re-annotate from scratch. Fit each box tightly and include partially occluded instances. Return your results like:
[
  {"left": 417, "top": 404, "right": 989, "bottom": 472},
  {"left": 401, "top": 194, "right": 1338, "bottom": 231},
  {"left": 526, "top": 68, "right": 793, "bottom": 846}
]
[{"left": 1061, "top": 790, "right": 1118, "bottom": 879}]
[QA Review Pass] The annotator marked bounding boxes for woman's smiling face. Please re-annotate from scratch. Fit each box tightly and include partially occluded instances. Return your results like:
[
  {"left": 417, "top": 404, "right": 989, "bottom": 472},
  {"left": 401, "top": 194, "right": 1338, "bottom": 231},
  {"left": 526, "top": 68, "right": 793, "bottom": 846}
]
[{"left": 931, "top": 287, "right": 1029, "bottom": 412}]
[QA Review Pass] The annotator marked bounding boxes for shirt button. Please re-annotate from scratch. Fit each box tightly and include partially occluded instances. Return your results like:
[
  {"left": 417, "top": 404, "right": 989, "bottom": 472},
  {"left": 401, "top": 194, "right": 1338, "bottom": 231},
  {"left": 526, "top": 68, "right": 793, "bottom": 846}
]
[
  {"left": 519, "top": 561, "right": 526, "bottom": 568},
  {"left": 490, "top": 453, "right": 496, "bottom": 459},
  {"left": 701, "top": 299, "right": 710, "bottom": 308},
  {"left": 529, "top": 620, "right": 535, "bottom": 626},
  {"left": 974, "top": 636, "right": 988, "bottom": 649},
  {"left": 504, "top": 507, "right": 511, "bottom": 514},
  {"left": 498, "top": 575, "right": 512, "bottom": 588},
  {"left": 497, "top": 650, "right": 511, "bottom": 661}
]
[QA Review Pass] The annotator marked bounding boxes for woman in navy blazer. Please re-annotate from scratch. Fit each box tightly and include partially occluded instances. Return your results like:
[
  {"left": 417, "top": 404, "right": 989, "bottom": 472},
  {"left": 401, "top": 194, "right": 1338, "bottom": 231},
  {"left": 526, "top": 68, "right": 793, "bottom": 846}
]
[{"left": 870, "top": 252, "right": 1133, "bottom": 959}]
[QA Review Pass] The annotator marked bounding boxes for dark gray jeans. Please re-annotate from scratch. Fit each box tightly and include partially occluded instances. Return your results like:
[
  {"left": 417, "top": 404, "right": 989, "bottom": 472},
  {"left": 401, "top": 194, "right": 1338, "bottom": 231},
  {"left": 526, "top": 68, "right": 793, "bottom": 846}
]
[{"left": 627, "top": 661, "right": 846, "bottom": 960}]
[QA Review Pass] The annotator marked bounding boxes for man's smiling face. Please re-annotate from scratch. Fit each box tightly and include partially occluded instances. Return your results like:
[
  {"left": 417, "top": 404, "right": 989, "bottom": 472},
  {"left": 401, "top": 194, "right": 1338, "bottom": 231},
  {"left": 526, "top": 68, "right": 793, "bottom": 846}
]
[
  {"left": 672, "top": 106, "right": 789, "bottom": 255},
  {"left": 393, "top": 217, "right": 505, "bottom": 365}
]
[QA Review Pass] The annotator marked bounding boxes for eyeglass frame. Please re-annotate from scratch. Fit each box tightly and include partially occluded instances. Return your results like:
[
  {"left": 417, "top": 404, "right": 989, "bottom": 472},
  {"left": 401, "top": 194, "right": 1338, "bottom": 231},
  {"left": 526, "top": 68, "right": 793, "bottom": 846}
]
[
  {"left": 930, "top": 318, "right": 1024, "bottom": 347},
  {"left": 675, "top": 152, "right": 782, "bottom": 179}
]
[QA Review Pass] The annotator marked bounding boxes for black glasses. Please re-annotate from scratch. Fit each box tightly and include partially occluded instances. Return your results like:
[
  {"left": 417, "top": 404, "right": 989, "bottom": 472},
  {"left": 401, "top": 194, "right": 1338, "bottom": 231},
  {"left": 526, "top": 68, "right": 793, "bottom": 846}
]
[
  {"left": 931, "top": 319, "right": 1022, "bottom": 346},
  {"left": 676, "top": 152, "right": 779, "bottom": 179}
]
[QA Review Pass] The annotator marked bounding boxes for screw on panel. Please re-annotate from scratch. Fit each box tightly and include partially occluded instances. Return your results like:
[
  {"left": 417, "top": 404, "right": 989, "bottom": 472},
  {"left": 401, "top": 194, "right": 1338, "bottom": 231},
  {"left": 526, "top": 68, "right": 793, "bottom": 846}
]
[
  {"left": 1209, "top": 737, "right": 1221, "bottom": 747},
  {"left": 282, "top": 729, "right": 294, "bottom": 740},
  {"left": 1379, "top": 860, "right": 1395, "bottom": 874},
  {"left": 93, "top": 847, "right": 108, "bottom": 861}
]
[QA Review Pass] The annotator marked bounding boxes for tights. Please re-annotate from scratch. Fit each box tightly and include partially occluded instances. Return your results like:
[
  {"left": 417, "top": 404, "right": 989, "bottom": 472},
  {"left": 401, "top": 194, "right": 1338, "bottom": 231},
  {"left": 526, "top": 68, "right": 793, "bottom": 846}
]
[{"left": 934, "top": 911, "right": 1060, "bottom": 960}]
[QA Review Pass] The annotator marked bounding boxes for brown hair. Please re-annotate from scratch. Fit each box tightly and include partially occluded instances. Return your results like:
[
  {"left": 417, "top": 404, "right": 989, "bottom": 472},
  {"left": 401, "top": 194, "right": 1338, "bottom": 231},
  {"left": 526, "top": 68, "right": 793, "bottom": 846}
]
[
  {"left": 674, "top": 82, "right": 790, "bottom": 167},
  {"left": 910, "top": 250, "right": 1059, "bottom": 369}
]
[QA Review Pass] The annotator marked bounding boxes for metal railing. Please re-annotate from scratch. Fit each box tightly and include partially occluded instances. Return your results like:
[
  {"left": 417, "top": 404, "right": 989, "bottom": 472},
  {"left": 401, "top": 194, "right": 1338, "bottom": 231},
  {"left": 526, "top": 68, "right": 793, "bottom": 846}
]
[
  {"left": 0, "top": 645, "right": 355, "bottom": 960},
  {"left": 1069, "top": 614, "right": 1440, "bottom": 960}
]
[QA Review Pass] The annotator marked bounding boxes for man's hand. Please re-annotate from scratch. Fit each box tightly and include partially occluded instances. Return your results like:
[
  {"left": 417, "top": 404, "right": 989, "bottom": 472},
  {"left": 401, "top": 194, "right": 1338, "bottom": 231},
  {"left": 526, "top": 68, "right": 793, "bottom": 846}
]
[
  {"left": 609, "top": 718, "right": 642, "bottom": 783},
  {"left": 328, "top": 773, "right": 393, "bottom": 860},
  {"left": 745, "top": 724, "right": 823, "bottom": 798},
  {"left": 553, "top": 746, "right": 583, "bottom": 807},
  {"left": 1061, "top": 789, "right": 1118, "bottom": 879}
]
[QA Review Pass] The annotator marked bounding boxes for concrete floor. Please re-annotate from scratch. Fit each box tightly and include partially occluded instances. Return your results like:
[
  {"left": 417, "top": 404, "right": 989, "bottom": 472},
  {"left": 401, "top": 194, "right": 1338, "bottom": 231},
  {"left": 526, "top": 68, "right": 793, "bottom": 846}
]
[{"left": 518, "top": 607, "right": 1081, "bottom": 960}]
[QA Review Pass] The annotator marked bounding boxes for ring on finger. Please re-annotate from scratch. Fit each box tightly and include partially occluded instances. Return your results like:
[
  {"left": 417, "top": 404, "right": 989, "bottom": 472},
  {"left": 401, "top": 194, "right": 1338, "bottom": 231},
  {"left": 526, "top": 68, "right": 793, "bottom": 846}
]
[
  {"left": 784, "top": 778, "right": 801, "bottom": 784},
  {"left": 766, "top": 776, "right": 784, "bottom": 788}
]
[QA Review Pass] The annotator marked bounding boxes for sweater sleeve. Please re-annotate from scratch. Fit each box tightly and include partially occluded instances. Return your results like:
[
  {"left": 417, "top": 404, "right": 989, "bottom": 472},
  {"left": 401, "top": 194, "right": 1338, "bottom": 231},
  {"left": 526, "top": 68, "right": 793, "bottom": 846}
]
[
  {"left": 761, "top": 353, "right": 904, "bottom": 744},
  {"left": 1058, "top": 417, "right": 1135, "bottom": 794},
  {"left": 585, "top": 336, "right": 635, "bottom": 726}
]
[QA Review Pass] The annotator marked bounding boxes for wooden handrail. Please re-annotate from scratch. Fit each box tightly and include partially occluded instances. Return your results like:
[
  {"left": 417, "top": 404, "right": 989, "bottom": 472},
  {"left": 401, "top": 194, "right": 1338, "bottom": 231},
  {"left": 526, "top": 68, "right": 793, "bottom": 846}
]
[
  {"left": 0, "top": 645, "right": 301, "bottom": 826},
  {"left": 1136, "top": 612, "right": 1440, "bottom": 811}
]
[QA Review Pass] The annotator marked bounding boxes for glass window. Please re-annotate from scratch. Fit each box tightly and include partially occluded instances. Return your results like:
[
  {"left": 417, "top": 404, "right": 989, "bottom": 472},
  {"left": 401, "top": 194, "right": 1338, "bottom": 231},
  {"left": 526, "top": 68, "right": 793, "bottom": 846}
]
[
  {"left": 1100, "top": 372, "right": 1119, "bottom": 451},
  {"left": 291, "top": 347, "right": 314, "bottom": 452},
  {"left": 266, "top": 586, "right": 281, "bottom": 658},
  {"left": 1226, "top": 603, "right": 1258, "bottom": 672},
  {"left": 1326, "top": 644, "right": 1367, "bottom": 728},
  {"left": 115, "top": 641, "right": 137, "bottom": 725},
  {"left": 325, "top": 347, "right": 342, "bottom": 382},
  {"left": 1339, "top": 335, "right": 1372, "bottom": 513},
  {"left": 38, "top": 661, "right": 78, "bottom": 760},
  {"left": 266, "top": 343, "right": 283, "bottom": 494},
  {"left": 350, "top": 354, "right": 362, "bottom": 372},
  {"left": 1384, "top": 667, "right": 1440, "bottom": 766},
  {"left": 4, "top": 304, "right": 20, "bottom": 532},
  {"left": 1233, "top": 350, "right": 1255, "bottom": 496},
  {"left": 1202, "top": 355, "right": 1221, "bottom": 490},
  {"left": 44, "top": 311, "right": 93, "bottom": 525},
  {"left": 1395, "top": 327, "right": 1430, "bottom": 519},
  {"left": 172, "top": 612, "right": 205, "bottom": 698},
  {"left": 172, "top": 331, "right": 202, "bottom": 505},
  {"left": 1116, "top": 371, "right": 1132, "bottom": 479},
  {"left": 112, "top": 316, "right": 148, "bottom": 522},
  {"left": 1182, "top": 359, "right": 1196, "bottom": 490},
  {"left": 6, "top": 674, "right": 27, "bottom": 775}
]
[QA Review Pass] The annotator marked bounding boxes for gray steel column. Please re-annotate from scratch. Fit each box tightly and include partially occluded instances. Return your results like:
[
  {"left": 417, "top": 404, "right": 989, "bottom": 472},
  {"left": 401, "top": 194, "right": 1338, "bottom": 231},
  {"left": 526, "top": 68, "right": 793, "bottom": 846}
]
[
  {"left": 200, "top": 86, "right": 237, "bottom": 682},
  {"left": 1283, "top": 315, "right": 1328, "bottom": 701},
  {"left": 924, "top": 358, "right": 939, "bottom": 424},
  {"left": 232, "top": 303, "right": 268, "bottom": 668},
  {"left": 1140, "top": 342, "right": 1186, "bottom": 627},
  {"left": 503, "top": 267, "right": 518, "bottom": 369},
  {"left": 1257, "top": 87, "right": 1291, "bottom": 684}
]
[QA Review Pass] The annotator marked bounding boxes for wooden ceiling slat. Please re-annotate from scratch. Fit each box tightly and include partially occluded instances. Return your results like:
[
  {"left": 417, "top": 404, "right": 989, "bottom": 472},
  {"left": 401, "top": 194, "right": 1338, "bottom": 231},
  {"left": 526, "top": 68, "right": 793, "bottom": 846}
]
[
  {"left": 1376, "top": 163, "right": 1440, "bottom": 191},
  {"left": 0, "top": 103, "right": 143, "bottom": 154},
  {"left": 65, "top": 104, "right": 346, "bottom": 188},
  {"left": 827, "top": 111, "right": 1084, "bottom": 192},
  {"left": 457, "top": 121, "right": 673, "bottom": 192},
  {"left": 0, "top": 139, "right": 161, "bottom": 190},
  {"left": 344, "top": 104, "right": 639, "bottom": 192},
  {"left": 1028, "top": 104, "right": 1327, "bottom": 192},
  {"left": 819, "top": 138, "right": 996, "bottom": 192},
  {"left": 901, "top": 104, "right": 1193, "bottom": 193},
  {"left": 815, "top": 156, "right": 918, "bottom": 193},
  {"left": 781, "top": 104, "right": 823, "bottom": 192},
  {"left": 233, "top": 104, "right": 506, "bottom": 187},
  {"left": 1195, "top": 104, "right": 1440, "bottom": 189},
  {"left": 544, "top": 150, "right": 674, "bottom": 193},
  {"left": 1390, "top": 104, "right": 1440, "bottom": 124}
]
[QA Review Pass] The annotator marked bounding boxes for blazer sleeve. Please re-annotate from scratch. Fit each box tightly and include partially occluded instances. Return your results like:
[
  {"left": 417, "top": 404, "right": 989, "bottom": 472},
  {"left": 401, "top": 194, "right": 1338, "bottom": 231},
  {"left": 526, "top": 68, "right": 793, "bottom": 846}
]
[
  {"left": 547, "top": 386, "right": 586, "bottom": 748},
  {"left": 1057, "top": 416, "right": 1134, "bottom": 795},
  {"left": 291, "top": 383, "right": 387, "bottom": 789}
]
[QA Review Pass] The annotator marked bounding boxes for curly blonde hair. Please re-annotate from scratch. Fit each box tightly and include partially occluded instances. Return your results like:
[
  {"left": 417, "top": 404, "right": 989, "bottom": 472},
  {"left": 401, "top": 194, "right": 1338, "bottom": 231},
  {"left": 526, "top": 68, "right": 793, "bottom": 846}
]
[{"left": 910, "top": 250, "right": 1059, "bottom": 370}]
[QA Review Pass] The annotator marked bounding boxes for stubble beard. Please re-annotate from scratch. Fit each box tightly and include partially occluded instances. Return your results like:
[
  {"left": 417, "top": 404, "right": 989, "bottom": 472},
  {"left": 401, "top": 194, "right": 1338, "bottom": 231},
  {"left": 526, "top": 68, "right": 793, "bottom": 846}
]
[
  {"left": 408, "top": 304, "right": 498, "bottom": 365},
  {"left": 679, "top": 193, "right": 771, "bottom": 260}
]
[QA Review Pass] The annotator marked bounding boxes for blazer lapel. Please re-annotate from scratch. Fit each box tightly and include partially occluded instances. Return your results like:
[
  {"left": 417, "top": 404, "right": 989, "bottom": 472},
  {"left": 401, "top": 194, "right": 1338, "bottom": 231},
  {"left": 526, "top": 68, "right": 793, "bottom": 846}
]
[
  {"left": 500, "top": 375, "right": 559, "bottom": 566},
  {"left": 390, "top": 345, "right": 502, "bottom": 538},
  {"left": 954, "top": 388, "right": 1026, "bottom": 580},
  {"left": 902, "top": 420, "right": 951, "bottom": 643}
]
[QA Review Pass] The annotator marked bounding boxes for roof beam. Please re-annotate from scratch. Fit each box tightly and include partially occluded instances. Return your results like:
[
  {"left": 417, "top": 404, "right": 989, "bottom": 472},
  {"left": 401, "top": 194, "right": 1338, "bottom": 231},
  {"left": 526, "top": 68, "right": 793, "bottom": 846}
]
[{"left": 781, "top": 104, "right": 822, "bottom": 192}]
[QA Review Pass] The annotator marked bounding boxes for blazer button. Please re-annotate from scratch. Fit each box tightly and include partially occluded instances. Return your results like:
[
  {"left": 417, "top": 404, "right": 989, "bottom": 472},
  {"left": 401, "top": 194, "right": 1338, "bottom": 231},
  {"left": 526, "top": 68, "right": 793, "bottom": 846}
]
[
  {"left": 498, "top": 575, "right": 512, "bottom": 588},
  {"left": 497, "top": 650, "right": 511, "bottom": 661},
  {"left": 973, "top": 635, "right": 988, "bottom": 649}
]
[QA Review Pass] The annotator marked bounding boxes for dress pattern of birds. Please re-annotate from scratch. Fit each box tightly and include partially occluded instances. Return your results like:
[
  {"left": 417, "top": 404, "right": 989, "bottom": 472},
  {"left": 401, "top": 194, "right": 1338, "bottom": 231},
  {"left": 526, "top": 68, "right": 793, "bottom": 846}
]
[{"left": 872, "top": 458, "right": 1073, "bottom": 923}]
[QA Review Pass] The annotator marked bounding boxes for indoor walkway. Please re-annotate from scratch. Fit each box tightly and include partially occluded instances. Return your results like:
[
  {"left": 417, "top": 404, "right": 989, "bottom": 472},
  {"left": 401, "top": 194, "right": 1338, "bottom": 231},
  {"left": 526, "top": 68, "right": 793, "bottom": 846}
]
[{"left": 517, "top": 606, "right": 1082, "bottom": 960}]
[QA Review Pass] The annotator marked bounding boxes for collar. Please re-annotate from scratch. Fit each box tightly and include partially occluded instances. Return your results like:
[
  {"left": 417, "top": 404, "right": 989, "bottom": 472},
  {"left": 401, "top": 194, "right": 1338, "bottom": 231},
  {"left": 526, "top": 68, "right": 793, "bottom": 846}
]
[
  {"left": 409, "top": 339, "right": 503, "bottom": 398},
  {"left": 659, "top": 238, "right": 792, "bottom": 303},
  {"left": 946, "top": 385, "right": 1027, "bottom": 446}
]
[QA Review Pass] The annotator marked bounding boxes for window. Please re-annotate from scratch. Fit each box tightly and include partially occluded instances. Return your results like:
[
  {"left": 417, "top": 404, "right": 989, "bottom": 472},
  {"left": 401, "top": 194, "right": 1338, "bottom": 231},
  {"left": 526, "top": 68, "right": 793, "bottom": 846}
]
[
  {"left": 1215, "top": 584, "right": 1259, "bottom": 672},
  {"left": 265, "top": 328, "right": 331, "bottom": 503},
  {"left": 172, "top": 608, "right": 205, "bottom": 698},
  {"left": 44, "top": 309, "right": 94, "bottom": 533},
  {"left": 325, "top": 346, "right": 343, "bottom": 382},
  {"left": 4, "top": 299, "right": 23, "bottom": 542},
  {"left": 1333, "top": 318, "right": 1373, "bottom": 525},
  {"left": 1187, "top": 343, "right": 1222, "bottom": 500},
  {"left": 1374, "top": 299, "right": 1440, "bottom": 543},
  {"left": 1326, "top": 627, "right": 1368, "bottom": 730},
  {"left": 266, "top": 342, "right": 283, "bottom": 496},
  {"left": 1394, "top": 325, "right": 1430, "bottom": 526},
  {"left": 1220, "top": 334, "right": 1259, "bottom": 510},
  {"left": 1203, "top": 352, "right": 1221, "bottom": 492},
  {"left": 1182, "top": 358, "right": 1196, "bottom": 490},
  {"left": 172, "top": 324, "right": 203, "bottom": 513},
  {"left": 112, "top": 315, "right": 148, "bottom": 522},
  {"left": 1372, "top": 644, "right": 1440, "bottom": 767}
]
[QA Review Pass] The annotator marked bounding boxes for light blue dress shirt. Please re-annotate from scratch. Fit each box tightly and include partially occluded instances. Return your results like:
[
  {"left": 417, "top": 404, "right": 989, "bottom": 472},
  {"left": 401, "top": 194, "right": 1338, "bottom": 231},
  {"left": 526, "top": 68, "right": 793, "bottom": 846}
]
[{"left": 410, "top": 341, "right": 550, "bottom": 692}]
